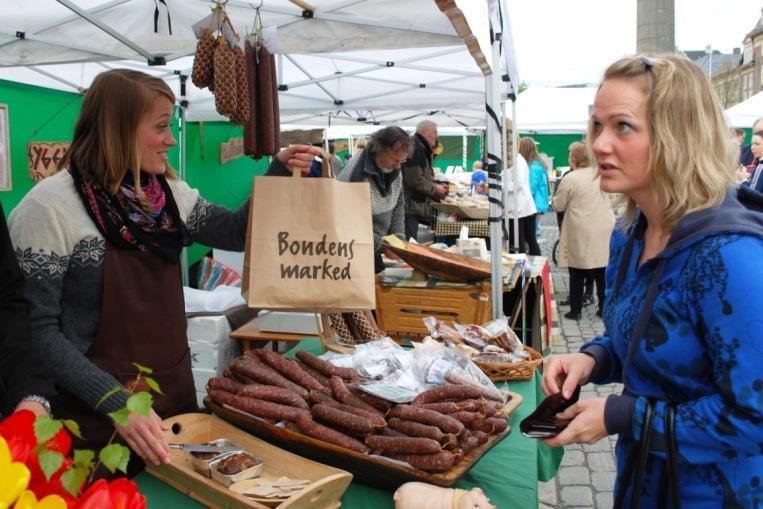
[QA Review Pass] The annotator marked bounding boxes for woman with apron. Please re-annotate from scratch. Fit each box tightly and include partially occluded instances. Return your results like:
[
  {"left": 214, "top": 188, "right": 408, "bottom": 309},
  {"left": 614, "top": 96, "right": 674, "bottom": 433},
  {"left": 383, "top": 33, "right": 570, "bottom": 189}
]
[{"left": 8, "top": 69, "right": 319, "bottom": 474}]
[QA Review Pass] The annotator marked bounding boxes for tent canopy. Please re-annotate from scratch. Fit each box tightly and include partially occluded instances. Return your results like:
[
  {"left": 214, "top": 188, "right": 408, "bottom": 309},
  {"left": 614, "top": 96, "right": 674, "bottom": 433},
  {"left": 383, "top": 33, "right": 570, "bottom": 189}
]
[
  {"left": 0, "top": 0, "right": 517, "bottom": 128},
  {"left": 724, "top": 91, "right": 763, "bottom": 129},
  {"left": 507, "top": 86, "right": 596, "bottom": 134}
]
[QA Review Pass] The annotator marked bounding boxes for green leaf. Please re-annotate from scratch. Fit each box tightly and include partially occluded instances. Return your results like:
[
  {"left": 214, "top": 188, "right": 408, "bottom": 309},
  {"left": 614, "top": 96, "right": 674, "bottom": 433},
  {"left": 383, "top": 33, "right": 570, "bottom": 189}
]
[
  {"left": 108, "top": 408, "right": 130, "bottom": 428},
  {"left": 62, "top": 419, "right": 82, "bottom": 439},
  {"left": 126, "top": 392, "right": 153, "bottom": 417},
  {"left": 38, "top": 450, "right": 64, "bottom": 481},
  {"left": 132, "top": 362, "right": 153, "bottom": 374},
  {"left": 72, "top": 449, "right": 95, "bottom": 469},
  {"left": 145, "top": 376, "right": 163, "bottom": 395},
  {"left": 35, "top": 416, "right": 63, "bottom": 444},
  {"left": 61, "top": 465, "right": 89, "bottom": 497},
  {"left": 96, "top": 386, "right": 122, "bottom": 409},
  {"left": 100, "top": 443, "right": 130, "bottom": 474}
]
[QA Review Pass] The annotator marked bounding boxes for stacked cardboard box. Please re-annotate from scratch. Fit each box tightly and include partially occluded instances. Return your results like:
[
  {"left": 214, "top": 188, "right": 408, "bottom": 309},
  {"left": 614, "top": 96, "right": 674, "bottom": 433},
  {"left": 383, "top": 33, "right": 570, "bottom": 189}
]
[{"left": 187, "top": 315, "right": 241, "bottom": 407}]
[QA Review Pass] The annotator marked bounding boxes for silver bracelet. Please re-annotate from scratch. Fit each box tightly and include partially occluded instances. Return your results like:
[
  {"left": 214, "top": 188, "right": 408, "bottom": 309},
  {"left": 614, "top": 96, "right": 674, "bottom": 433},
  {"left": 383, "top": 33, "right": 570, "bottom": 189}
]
[{"left": 20, "top": 395, "right": 52, "bottom": 415}]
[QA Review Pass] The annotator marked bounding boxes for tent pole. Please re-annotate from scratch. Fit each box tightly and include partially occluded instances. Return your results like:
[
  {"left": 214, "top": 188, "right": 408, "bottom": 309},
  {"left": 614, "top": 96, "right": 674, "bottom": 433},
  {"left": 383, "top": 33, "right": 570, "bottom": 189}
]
[
  {"left": 178, "top": 73, "right": 189, "bottom": 286},
  {"left": 486, "top": 33, "right": 504, "bottom": 320},
  {"left": 462, "top": 134, "right": 467, "bottom": 170},
  {"left": 511, "top": 99, "right": 519, "bottom": 251}
]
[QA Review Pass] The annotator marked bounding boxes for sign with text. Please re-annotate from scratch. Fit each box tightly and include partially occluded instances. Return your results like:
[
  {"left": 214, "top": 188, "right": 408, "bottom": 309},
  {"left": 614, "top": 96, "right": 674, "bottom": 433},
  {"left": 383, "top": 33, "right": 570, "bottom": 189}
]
[
  {"left": 246, "top": 173, "right": 375, "bottom": 311},
  {"left": 27, "top": 141, "right": 69, "bottom": 182},
  {"left": 220, "top": 137, "right": 244, "bottom": 165}
]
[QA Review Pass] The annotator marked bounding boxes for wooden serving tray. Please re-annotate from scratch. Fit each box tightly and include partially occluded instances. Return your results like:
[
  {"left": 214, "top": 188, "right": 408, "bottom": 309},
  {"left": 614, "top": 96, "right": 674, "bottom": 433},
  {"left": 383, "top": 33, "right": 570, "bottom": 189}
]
[
  {"left": 205, "top": 392, "right": 522, "bottom": 490},
  {"left": 145, "top": 413, "right": 352, "bottom": 509},
  {"left": 383, "top": 241, "right": 492, "bottom": 282},
  {"left": 432, "top": 202, "right": 489, "bottom": 220}
]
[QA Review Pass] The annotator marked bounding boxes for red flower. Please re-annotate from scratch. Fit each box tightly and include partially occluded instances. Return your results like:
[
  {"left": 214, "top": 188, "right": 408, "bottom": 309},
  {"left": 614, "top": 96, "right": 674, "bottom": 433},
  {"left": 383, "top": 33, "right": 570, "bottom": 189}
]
[
  {"left": 0, "top": 409, "right": 37, "bottom": 462},
  {"left": 75, "top": 478, "right": 146, "bottom": 509}
]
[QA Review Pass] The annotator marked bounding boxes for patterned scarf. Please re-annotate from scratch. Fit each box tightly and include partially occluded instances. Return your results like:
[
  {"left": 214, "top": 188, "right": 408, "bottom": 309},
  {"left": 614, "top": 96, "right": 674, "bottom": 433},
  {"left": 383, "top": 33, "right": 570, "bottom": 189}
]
[{"left": 70, "top": 163, "right": 191, "bottom": 263}]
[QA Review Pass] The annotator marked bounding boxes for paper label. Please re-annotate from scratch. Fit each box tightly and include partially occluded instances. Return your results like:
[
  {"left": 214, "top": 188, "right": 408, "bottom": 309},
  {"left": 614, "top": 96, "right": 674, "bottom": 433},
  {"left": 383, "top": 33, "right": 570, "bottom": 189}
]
[{"left": 358, "top": 382, "right": 417, "bottom": 404}]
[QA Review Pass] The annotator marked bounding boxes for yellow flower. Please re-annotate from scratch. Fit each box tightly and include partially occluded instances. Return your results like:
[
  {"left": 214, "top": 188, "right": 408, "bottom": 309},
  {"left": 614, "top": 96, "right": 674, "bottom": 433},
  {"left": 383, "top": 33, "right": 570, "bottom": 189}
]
[
  {"left": 12, "top": 491, "right": 66, "bottom": 509},
  {"left": 0, "top": 436, "right": 30, "bottom": 509}
]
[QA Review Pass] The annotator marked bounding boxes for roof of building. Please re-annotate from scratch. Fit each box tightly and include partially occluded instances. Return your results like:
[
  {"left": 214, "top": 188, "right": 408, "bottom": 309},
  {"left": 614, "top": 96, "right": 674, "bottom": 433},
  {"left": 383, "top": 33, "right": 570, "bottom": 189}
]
[
  {"left": 746, "top": 8, "right": 763, "bottom": 39},
  {"left": 692, "top": 53, "right": 743, "bottom": 77}
]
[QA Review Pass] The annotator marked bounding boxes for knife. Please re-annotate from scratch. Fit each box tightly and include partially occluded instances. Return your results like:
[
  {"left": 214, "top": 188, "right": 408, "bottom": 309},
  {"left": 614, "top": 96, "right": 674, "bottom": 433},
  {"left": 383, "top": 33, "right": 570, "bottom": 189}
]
[{"left": 169, "top": 443, "right": 240, "bottom": 454}]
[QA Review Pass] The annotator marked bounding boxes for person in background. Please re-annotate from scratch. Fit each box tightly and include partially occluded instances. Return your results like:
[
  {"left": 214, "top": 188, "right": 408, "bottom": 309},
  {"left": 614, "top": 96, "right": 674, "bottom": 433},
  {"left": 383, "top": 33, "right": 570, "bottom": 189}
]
[
  {"left": 470, "top": 160, "right": 488, "bottom": 195},
  {"left": 519, "top": 137, "right": 549, "bottom": 237},
  {"left": 505, "top": 151, "right": 539, "bottom": 255},
  {"left": 338, "top": 126, "right": 410, "bottom": 273},
  {"left": 738, "top": 117, "right": 763, "bottom": 166},
  {"left": 1, "top": 202, "right": 56, "bottom": 419},
  {"left": 743, "top": 130, "right": 763, "bottom": 192},
  {"left": 734, "top": 127, "right": 745, "bottom": 148},
  {"left": 542, "top": 55, "right": 763, "bottom": 507},
  {"left": 552, "top": 141, "right": 614, "bottom": 320},
  {"left": 403, "top": 120, "right": 447, "bottom": 242},
  {"left": 341, "top": 138, "right": 367, "bottom": 174},
  {"left": 328, "top": 142, "right": 343, "bottom": 178},
  {"left": 9, "top": 69, "right": 319, "bottom": 473}
]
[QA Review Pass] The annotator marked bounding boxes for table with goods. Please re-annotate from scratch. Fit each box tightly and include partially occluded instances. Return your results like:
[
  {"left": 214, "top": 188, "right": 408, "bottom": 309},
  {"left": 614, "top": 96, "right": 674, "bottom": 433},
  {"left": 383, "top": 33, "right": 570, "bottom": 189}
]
[{"left": 135, "top": 336, "right": 562, "bottom": 508}]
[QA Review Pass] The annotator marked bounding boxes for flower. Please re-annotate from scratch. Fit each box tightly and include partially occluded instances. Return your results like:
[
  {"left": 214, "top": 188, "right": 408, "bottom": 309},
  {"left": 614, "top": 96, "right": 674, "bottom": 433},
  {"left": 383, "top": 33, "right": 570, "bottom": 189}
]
[
  {"left": 0, "top": 435, "right": 31, "bottom": 509},
  {"left": 11, "top": 490, "right": 67, "bottom": 509},
  {"left": 0, "top": 411, "right": 37, "bottom": 463},
  {"left": 75, "top": 479, "right": 145, "bottom": 509}
]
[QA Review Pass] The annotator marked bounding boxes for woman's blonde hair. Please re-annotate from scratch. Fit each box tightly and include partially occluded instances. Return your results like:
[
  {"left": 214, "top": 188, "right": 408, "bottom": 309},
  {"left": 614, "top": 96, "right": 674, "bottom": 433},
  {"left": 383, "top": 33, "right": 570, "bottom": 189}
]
[
  {"left": 568, "top": 141, "right": 590, "bottom": 169},
  {"left": 59, "top": 69, "right": 176, "bottom": 194},
  {"left": 589, "top": 55, "right": 736, "bottom": 230},
  {"left": 518, "top": 137, "right": 546, "bottom": 169}
]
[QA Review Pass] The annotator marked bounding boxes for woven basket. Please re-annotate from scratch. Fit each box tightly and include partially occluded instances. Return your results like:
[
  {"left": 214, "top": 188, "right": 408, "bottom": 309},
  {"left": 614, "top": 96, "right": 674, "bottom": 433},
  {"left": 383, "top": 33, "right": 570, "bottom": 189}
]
[{"left": 472, "top": 346, "right": 543, "bottom": 382}]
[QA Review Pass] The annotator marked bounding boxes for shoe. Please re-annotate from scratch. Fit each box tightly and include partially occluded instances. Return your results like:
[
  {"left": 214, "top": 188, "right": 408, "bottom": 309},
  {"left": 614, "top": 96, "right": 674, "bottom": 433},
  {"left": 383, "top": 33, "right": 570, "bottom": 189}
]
[
  {"left": 582, "top": 295, "right": 594, "bottom": 307},
  {"left": 564, "top": 311, "right": 581, "bottom": 320}
]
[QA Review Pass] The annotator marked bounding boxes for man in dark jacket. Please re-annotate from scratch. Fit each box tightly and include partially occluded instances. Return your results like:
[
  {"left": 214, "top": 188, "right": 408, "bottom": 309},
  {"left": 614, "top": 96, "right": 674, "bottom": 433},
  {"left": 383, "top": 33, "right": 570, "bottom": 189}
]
[
  {"left": 1, "top": 202, "right": 55, "bottom": 417},
  {"left": 739, "top": 117, "right": 763, "bottom": 167},
  {"left": 403, "top": 120, "right": 447, "bottom": 241}
]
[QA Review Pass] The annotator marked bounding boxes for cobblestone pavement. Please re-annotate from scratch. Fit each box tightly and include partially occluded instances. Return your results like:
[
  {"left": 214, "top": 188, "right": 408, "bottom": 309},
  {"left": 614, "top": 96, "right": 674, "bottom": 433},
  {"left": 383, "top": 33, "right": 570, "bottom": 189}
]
[{"left": 534, "top": 213, "right": 622, "bottom": 509}]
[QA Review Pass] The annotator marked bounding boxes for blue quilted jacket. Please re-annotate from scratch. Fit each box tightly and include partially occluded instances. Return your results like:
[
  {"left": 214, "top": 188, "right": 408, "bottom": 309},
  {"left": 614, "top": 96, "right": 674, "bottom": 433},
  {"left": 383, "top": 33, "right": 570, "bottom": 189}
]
[{"left": 581, "top": 189, "right": 763, "bottom": 508}]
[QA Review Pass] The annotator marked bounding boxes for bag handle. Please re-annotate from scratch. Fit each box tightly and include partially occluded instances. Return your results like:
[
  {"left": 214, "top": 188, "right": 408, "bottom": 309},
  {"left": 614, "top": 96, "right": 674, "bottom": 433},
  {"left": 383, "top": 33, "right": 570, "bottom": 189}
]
[{"left": 291, "top": 148, "right": 331, "bottom": 179}]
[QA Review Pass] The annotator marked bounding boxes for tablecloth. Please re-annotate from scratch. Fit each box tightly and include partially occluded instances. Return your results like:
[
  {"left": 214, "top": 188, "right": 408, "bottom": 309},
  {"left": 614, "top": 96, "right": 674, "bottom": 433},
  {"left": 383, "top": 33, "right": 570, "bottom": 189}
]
[{"left": 135, "top": 340, "right": 562, "bottom": 508}]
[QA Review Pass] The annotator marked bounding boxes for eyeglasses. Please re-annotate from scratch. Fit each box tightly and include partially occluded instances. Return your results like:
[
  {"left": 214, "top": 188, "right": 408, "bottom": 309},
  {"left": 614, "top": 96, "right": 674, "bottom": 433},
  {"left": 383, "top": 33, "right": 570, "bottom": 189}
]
[{"left": 642, "top": 56, "right": 654, "bottom": 72}]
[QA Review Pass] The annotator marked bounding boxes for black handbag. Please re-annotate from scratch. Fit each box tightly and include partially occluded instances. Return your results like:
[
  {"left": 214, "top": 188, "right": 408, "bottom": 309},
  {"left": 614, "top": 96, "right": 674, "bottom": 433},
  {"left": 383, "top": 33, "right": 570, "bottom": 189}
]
[{"left": 613, "top": 401, "right": 680, "bottom": 509}]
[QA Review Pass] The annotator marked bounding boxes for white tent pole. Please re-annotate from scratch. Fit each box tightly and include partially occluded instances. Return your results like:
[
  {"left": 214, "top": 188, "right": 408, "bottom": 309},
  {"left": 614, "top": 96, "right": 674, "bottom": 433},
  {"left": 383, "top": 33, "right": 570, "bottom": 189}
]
[
  {"left": 486, "top": 35, "right": 503, "bottom": 320},
  {"left": 512, "top": 99, "right": 519, "bottom": 251},
  {"left": 178, "top": 73, "right": 189, "bottom": 286}
]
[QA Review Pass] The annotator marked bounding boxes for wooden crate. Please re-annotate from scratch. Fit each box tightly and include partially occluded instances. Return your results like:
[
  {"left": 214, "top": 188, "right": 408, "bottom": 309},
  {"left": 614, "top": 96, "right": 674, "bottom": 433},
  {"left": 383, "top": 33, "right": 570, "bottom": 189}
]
[
  {"left": 375, "top": 282, "right": 491, "bottom": 340},
  {"left": 146, "top": 413, "right": 352, "bottom": 509}
]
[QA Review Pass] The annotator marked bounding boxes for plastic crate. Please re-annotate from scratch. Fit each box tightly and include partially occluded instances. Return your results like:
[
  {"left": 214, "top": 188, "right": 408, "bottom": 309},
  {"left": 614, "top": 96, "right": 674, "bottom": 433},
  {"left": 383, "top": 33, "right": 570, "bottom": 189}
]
[{"left": 375, "top": 282, "right": 491, "bottom": 340}]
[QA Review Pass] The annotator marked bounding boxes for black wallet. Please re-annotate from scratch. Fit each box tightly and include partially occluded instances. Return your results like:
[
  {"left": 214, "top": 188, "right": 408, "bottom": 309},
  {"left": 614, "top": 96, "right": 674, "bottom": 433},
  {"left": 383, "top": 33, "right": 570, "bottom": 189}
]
[{"left": 520, "top": 386, "right": 581, "bottom": 438}]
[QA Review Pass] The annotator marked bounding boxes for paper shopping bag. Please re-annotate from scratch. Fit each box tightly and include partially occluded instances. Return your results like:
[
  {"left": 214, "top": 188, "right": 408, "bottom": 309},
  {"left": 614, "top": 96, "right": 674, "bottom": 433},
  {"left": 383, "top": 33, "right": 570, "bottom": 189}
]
[{"left": 245, "top": 164, "right": 375, "bottom": 311}]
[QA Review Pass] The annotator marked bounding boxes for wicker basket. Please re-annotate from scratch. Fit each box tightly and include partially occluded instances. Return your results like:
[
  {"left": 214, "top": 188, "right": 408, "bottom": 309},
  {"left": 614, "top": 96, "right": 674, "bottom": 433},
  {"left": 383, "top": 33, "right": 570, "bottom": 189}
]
[{"left": 472, "top": 346, "right": 543, "bottom": 382}]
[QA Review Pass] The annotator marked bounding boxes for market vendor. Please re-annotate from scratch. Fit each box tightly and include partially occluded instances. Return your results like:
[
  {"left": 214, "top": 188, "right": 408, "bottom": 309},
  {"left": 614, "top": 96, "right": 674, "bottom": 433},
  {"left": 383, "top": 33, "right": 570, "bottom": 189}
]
[
  {"left": 0, "top": 202, "right": 55, "bottom": 419},
  {"left": 8, "top": 69, "right": 320, "bottom": 474},
  {"left": 403, "top": 120, "right": 447, "bottom": 241},
  {"left": 337, "top": 126, "right": 410, "bottom": 273}
]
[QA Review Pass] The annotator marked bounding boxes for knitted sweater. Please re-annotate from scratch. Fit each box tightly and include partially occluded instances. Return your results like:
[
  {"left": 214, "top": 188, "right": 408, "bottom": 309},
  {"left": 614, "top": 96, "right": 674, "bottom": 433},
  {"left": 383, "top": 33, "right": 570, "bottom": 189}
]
[
  {"left": 9, "top": 169, "right": 252, "bottom": 415},
  {"left": 337, "top": 153, "right": 404, "bottom": 252}
]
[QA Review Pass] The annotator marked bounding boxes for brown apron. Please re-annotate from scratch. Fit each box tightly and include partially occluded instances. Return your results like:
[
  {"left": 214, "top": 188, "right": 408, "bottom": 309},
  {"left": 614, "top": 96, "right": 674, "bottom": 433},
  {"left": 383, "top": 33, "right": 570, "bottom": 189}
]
[{"left": 51, "top": 245, "right": 197, "bottom": 467}]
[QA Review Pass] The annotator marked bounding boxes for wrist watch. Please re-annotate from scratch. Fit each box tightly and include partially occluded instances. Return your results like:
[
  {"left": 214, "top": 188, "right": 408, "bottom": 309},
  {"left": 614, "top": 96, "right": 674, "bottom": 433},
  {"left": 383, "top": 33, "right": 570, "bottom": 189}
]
[{"left": 20, "top": 395, "right": 52, "bottom": 415}]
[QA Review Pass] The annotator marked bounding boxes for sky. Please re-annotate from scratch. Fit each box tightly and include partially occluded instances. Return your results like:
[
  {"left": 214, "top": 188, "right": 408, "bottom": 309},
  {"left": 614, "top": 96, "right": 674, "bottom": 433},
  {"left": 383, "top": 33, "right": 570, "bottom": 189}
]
[{"left": 505, "top": 0, "right": 763, "bottom": 87}]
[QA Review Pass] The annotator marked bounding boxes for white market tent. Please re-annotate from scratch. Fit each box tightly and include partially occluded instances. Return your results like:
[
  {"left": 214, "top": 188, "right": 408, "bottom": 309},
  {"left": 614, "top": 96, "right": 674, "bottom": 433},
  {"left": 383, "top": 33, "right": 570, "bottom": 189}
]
[
  {"left": 0, "top": 0, "right": 516, "bottom": 129},
  {"left": 507, "top": 86, "right": 596, "bottom": 134},
  {"left": 725, "top": 90, "right": 763, "bottom": 129},
  {"left": 0, "top": 0, "right": 520, "bottom": 318}
]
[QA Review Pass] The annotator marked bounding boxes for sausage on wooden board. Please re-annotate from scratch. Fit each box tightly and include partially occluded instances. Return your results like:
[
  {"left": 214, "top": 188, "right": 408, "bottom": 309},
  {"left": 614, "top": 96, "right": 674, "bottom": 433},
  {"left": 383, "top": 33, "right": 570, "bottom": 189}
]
[
  {"left": 348, "top": 386, "right": 393, "bottom": 412},
  {"left": 309, "top": 392, "right": 386, "bottom": 428},
  {"left": 365, "top": 435, "right": 441, "bottom": 455},
  {"left": 295, "top": 360, "right": 331, "bottom": 387},
  {"left": 476, "top": 416, "right": 509, "bottom": 434},
  {"left": 412, "top": 384, "right": 503, "bottom": 405},
  {"left": 207, "top": 377, "right": 244, "bottom": 394},
  {"left": 207, "top": 389, "right": 308, "bottom": 422},
  {"left": 386, "top": 417, "right": 457, "bottom": 448},
  {"left": 238, "top": 384, "right": 310, "bottom": 410},
  {"left": 295, "top": 413, "right": 370, "bottom": 454},
  {"left": 253, "top": 349, "right": 325, "bottom": 391},
  {"left": 311, "top": 404, "right": 375, "bottom": 434},
  {"left": 387, "top": 405, "right": 465, "bottom": 436},
  {"left": 329, "top": 376, "right": 383, "bottom": 416},
  {"left": 295, "top": 350, "right": 359, "bottom": 379},
  {"left": 391, "top": 451, "right": 460, "bottom": 473},
  {"left": 230, "top": 357, "right": 309, "bottom": 399}
]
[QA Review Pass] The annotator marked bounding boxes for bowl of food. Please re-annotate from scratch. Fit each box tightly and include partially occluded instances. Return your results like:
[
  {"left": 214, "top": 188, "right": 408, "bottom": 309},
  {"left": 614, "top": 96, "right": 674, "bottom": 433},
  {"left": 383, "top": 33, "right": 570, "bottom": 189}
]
[{"left": 210, "top": 451, "right": 265, "bottom": 487}]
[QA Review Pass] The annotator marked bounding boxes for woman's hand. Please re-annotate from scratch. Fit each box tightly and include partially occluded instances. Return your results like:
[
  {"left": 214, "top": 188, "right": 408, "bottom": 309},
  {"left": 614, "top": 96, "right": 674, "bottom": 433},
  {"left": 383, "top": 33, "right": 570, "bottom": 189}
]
[
  {"left": 114, "top": 409, "right": 170, "bottom": 466},
  {"left": 541, "top": 353, "right": 596, "bottom": 399},
  {"left": 541, "top": 397, "right": 608, "bottom": 447},
  {"left": 14, "top": 400, "right": 49, "bottom": 417},
  {"left": 276, "top": 145, "right": 323, "bottom": 175}
]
